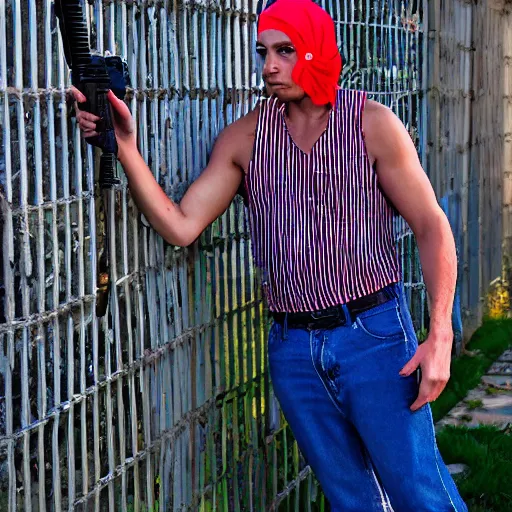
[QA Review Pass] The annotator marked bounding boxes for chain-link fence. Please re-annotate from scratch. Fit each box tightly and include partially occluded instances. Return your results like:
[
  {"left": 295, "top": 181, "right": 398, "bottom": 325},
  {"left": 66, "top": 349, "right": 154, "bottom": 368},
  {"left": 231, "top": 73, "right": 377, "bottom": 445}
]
[{"left": 0, "top": 0, "right": 426, "bottom": 510}]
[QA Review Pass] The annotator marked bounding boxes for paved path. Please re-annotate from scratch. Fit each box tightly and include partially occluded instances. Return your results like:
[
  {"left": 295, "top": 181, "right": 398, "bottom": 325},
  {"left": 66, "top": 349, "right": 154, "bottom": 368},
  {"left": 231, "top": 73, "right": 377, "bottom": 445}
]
[
  {"left": 435, "top": 348, "right": 512, "bottom": 477},
  {"left": 436, "top": 348, "right": 512, "bottom": 431}
]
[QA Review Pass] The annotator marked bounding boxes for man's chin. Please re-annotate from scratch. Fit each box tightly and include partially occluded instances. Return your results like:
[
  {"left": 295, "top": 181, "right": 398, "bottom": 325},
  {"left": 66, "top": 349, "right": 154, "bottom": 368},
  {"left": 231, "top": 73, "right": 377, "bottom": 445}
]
[
  {"left": 266, "top": 86, "right": 285, "bottom": 95},
  {"left": 267, "top": 89, "right": 299, "bottom": 102}
]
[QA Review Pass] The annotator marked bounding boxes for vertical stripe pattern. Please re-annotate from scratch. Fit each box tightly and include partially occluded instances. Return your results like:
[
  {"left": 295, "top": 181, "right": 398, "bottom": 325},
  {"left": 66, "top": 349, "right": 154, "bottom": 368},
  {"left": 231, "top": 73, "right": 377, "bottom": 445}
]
[{"left": 245, "top": 89, "right": 401, "bottom": 313}]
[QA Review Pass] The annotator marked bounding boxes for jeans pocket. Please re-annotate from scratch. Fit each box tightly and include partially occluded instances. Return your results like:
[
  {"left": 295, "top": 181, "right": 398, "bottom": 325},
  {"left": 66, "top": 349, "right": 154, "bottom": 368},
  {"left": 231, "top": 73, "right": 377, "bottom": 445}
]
[{"left": 355, "top": 301, "right": 404, "bottom": 340}]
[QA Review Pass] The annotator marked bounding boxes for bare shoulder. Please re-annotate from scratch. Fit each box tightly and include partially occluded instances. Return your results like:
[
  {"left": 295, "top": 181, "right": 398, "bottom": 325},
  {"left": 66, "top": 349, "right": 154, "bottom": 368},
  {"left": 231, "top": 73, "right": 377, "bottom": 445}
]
[
  {"left": 212, "top": 106, "right": 259, "bottom": 172},
  {"left": 362, "top": 99, "right": 395, "bottom": 130},
  {"left": 362, "top": 99, "right": 410, "bottom": 160}
]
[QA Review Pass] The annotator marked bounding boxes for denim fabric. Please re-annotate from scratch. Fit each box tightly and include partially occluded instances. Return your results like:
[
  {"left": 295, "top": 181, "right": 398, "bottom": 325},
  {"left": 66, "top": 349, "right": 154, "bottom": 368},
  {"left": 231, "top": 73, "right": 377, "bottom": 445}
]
[{"left": 267, "top": 282, "right": 468, "bottom": 512}]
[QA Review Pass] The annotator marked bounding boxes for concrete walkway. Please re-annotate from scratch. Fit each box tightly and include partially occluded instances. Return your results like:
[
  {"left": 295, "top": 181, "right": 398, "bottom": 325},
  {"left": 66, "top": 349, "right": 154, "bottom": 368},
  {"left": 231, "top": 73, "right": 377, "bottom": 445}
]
[{"left": 436, "top": 348, "right": 512, "bottom": 431}]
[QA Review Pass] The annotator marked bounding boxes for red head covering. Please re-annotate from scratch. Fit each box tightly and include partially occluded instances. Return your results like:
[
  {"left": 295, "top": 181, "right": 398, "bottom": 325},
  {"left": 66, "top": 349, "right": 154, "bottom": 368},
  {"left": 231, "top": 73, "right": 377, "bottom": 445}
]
[{"left": 257, "top": 0, "right": 342, "bottom": 106}]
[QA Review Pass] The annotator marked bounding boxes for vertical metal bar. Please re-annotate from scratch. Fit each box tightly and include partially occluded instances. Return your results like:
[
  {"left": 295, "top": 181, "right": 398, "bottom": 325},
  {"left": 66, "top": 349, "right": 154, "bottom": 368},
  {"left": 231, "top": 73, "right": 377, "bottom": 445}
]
[
  {"left": 128, "top": 7, "right": 142, "bottom": 501},
  {"left": 12, "top": 0, "right": 34, "bottom": 508},
  {"left": 0, "top": 0, "right": 16, "bottom": 508}
]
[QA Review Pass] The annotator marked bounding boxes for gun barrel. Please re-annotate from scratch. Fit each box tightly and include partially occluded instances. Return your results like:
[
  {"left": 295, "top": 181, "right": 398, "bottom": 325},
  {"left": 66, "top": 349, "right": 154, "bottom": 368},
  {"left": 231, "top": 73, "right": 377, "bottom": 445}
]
[{"left": 54, "top": 0, "right": 92, "bottom": 73}]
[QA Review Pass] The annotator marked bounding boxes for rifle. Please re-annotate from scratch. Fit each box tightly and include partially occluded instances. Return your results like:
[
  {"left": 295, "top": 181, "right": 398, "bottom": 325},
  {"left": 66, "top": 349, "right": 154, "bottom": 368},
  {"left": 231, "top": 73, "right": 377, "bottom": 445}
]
[{"left": 55, "top": 0, "right": 131, "bottom": 317}]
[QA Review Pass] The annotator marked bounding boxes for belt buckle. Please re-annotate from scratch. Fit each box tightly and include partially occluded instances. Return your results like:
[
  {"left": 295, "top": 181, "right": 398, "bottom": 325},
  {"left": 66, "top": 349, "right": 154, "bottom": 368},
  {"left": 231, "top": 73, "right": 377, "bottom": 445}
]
[
  {"left": 309, "top": 306, "right": 346, "bottom": 330},
  {"left": 311, "top": 306, "right": 337, "bottom": 320},
  {"left": 310, "top": 310, "right": 324, "bottom": 320}
]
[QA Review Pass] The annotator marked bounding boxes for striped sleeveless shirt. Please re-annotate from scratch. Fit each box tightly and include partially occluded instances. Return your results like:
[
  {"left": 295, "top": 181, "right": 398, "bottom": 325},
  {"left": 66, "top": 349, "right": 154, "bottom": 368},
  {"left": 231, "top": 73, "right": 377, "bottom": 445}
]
[{"left": 244, "top": 88, "right": 401, "bottom": 313}]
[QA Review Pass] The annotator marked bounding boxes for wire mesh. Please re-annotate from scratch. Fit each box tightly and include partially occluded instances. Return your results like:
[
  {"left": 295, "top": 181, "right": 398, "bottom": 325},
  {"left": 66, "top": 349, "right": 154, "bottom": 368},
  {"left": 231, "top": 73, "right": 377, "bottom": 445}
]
[{"left": 0, "top": 0, "right": 426, "bottom": 510}]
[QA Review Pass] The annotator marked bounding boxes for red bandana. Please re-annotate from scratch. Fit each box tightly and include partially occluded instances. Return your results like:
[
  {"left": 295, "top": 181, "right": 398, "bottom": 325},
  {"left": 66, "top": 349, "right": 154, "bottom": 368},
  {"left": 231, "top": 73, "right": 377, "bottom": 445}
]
[{"left": 258, "top": 0, "right": 342, "bottom": 106}]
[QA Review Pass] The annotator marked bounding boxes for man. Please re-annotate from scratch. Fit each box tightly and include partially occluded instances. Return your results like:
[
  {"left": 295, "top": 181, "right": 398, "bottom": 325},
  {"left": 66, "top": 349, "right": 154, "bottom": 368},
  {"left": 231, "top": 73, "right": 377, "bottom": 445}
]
[{"left": 73, "top": 0, "right": 468, "bottom": 509}]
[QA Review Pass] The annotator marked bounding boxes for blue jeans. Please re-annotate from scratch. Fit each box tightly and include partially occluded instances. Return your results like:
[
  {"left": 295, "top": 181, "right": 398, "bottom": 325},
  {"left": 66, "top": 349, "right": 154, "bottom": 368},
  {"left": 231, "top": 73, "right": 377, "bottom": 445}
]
[{"left": 267, "top": 282, "right": 468, "bottom": 512}]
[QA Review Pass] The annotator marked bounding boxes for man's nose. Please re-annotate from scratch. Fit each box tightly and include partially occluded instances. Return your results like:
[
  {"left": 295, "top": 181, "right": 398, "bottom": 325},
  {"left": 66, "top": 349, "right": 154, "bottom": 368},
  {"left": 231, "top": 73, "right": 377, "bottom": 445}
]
[{"left": 262, "top": 53, "right": 279, "bottom": 77}]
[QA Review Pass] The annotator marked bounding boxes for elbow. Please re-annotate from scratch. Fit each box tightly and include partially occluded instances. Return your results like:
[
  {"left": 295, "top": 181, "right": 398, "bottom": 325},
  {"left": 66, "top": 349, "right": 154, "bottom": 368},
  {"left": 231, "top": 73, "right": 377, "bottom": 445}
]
[
  {"left": 174, "top": 237, "right": 198, "bottom": 248},
  {"left": 163, "top": 232, "right": 192, "bottom": 248},
  {"left": 156, "top": 205, "right": 199, "bottom": 247},
  {"left": 163, "top": 222, "right": 200, "bottom": 248},
  {"left": 413, "top": 207, "right": 452, "bottom": 241}
]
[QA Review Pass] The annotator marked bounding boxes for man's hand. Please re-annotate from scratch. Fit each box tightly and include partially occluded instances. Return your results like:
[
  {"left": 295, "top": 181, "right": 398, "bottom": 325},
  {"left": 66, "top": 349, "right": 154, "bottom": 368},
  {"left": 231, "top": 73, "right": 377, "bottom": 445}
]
[
  {"left": 399, "top": 328, "right": 453, "bottom": 411},
  {"left": 70, "top": 86, "right": 137, "bottom": 161}
]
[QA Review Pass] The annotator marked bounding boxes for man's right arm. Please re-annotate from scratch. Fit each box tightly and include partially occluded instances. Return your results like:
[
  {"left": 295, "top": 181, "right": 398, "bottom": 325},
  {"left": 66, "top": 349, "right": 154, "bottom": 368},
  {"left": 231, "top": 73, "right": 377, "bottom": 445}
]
[
  {"left": 118, "top": 117, "right": 252, "bottom": 247},
  {"left": 73, "top": 86, "right": 256, "bottom": 247}
]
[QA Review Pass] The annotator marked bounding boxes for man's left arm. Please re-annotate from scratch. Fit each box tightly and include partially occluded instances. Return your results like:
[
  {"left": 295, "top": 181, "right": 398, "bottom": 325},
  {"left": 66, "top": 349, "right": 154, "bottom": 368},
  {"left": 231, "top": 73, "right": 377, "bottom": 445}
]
[{"left": 363, "top": 100, "right": 457, "bottom": 412}]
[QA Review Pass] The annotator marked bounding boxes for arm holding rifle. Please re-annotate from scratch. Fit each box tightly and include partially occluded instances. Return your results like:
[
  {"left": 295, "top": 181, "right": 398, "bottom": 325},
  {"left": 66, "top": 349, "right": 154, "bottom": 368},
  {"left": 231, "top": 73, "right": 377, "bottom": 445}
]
[{"left": 71, "top": 87, "right": 256, "bottom": 247}]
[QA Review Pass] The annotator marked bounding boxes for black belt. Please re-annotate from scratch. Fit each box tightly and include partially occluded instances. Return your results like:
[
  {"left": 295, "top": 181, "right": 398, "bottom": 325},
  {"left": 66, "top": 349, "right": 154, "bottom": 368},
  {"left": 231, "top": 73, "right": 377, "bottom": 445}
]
[{"left": 271, "top": 286, "right": 396, "bottom": 330}]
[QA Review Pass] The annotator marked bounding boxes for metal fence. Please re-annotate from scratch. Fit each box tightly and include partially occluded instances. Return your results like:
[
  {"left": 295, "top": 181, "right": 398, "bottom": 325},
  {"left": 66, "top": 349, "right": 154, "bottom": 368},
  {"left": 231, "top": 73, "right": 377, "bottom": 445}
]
[
  {"left": 425, "top": 0, "right": 512, "bottom": 334},
  {"left": 0, "top": 0, "right": 426, "bottom": 510}
]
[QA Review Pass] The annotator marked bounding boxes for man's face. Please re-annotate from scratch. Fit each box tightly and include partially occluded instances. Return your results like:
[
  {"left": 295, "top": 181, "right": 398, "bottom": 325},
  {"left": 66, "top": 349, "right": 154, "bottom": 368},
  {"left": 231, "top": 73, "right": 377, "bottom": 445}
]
[{"left": 256, "top": 30, "right": 305, "bottom": 102}]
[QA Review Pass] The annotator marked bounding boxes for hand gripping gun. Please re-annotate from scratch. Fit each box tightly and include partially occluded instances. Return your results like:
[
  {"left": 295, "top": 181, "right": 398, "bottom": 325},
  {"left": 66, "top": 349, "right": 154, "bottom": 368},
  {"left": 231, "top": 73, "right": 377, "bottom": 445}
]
[{"left": 55, "top": 0, "right": 131, "bottom": 317}]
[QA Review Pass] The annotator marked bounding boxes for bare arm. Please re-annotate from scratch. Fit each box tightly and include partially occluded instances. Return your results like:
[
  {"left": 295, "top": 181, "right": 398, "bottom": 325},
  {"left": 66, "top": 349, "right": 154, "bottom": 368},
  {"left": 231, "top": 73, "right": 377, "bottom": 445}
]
[
  {"left": 119, "top": 123, "right": 248, "bottom": 247},
  {"left": 363, "top": 101, "right": 457, "bottom": 335},
  {"left": 73, "top": 87, "right": 257, "bottom": 247},
  {"left": 363, "top": 100, "right": 457, "bottom": 410}
]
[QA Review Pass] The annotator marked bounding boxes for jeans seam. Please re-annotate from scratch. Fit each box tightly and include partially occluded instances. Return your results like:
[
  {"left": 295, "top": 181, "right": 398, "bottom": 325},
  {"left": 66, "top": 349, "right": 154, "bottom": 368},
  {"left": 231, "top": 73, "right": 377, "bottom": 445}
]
[
  {"left": 368, "top": 463, "right": 394, "bottom": 511},
  {"left": 309, "top": 331, "right": 347, "bottom": 418},
  {"left": 355, "top": 316, "right": 389, "bottom": 340},
  {"left": 395, "top": 304, "right": 411, "bottom": 357},
  {"left": 425, "top": 406, "right": 459, "bottom": 512},
  {"left": 320, "top": 338, "right": 327, "bottom": 373}
]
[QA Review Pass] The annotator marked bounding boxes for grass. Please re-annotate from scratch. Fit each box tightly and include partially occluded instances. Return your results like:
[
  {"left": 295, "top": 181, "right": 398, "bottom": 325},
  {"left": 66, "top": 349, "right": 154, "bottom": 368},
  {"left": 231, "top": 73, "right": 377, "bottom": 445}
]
[
  {"left": 466, "top": 399, "right": 484, "bottom": 410},
  {"left": 432, "top": 318, "right": 512, "bottom": 512},
  {"left": 430, "top": 318, "right": 512, "bottom": 422},
  {"left": 436, "top": 425, "right": 512, "bottom": 512}
]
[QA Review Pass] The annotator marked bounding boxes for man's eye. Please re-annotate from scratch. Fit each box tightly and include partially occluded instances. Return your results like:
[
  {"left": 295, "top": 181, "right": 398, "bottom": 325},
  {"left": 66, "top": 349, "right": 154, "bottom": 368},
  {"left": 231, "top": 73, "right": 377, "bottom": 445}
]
[
  {"left": 278, "top": 46, "right": 295, "bottom": 54},
  {"left": 256, "top": 48, "right": 267, "bottom": 57}
]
